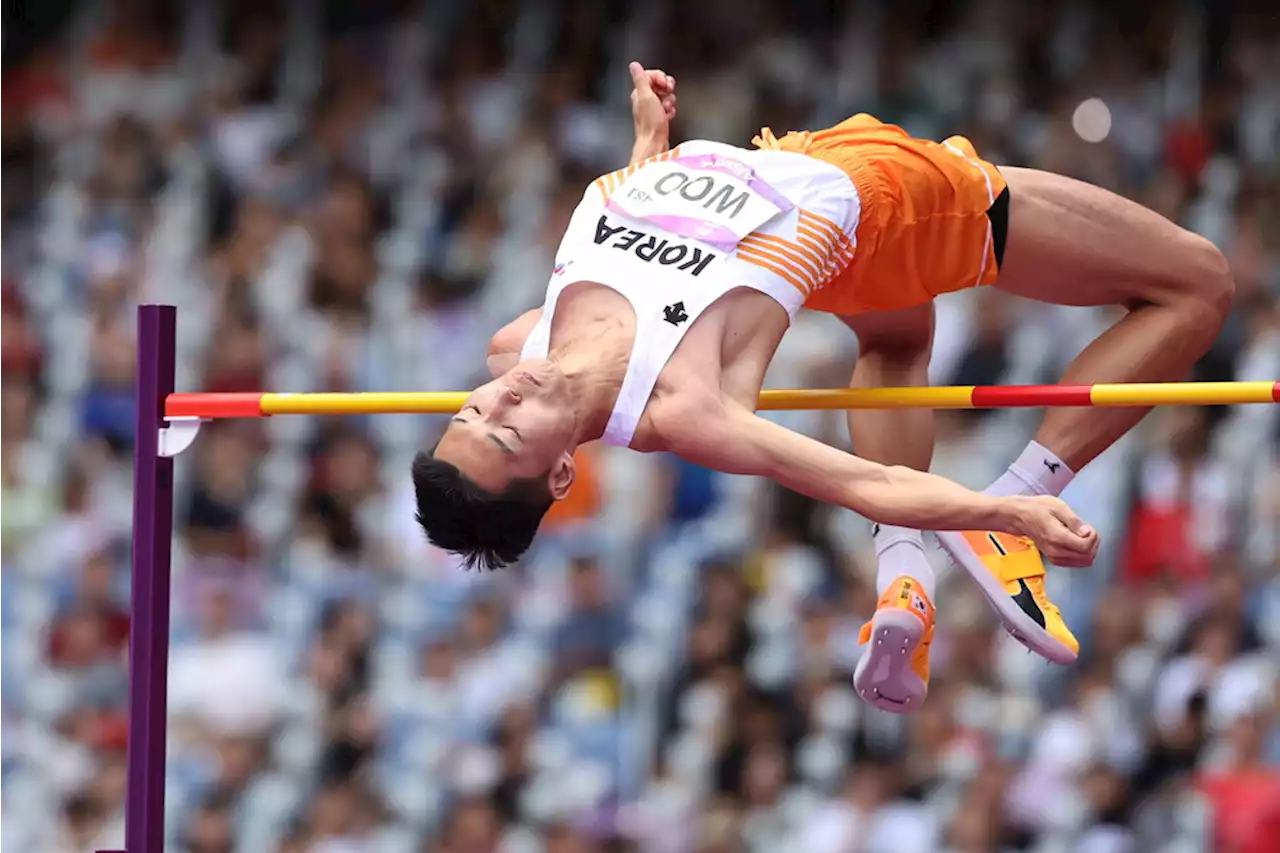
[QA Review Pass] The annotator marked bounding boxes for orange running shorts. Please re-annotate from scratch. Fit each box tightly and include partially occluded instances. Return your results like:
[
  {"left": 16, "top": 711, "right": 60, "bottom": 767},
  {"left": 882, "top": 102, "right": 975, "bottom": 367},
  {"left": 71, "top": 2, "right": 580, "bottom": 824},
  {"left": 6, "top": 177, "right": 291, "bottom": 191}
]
[{"left": 754, "top": 114, "right": 1008, "bottom": 316}]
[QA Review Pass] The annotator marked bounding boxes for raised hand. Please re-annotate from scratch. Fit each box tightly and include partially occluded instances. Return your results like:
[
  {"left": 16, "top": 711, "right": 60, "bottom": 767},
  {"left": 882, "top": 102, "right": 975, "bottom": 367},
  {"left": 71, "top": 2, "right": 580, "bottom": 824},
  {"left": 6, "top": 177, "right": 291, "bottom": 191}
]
[{"left": 629, "top": 61, "right": 677, "bottom": 162}]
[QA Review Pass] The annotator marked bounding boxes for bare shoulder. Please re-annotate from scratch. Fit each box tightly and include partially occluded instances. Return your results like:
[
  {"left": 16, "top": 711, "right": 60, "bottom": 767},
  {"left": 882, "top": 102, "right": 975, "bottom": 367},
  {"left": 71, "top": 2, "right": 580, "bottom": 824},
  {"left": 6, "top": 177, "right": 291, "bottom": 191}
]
[{"left": 637, "top": 388, "right": 735, "bottom": 457}]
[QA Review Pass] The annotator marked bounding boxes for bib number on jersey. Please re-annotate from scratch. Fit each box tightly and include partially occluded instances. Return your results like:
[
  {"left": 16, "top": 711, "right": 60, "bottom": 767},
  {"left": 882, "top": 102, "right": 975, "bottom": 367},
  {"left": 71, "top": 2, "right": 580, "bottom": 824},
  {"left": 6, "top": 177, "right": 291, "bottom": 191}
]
[{"left": 606, "top": 154, "right": 792, "bottom": 253}]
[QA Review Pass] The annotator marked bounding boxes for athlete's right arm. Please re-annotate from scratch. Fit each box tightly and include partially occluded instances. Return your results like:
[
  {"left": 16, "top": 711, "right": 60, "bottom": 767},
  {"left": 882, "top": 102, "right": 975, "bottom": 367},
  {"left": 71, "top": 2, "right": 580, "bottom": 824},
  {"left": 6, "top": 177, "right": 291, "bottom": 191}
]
[
  {"left": 486, "top": 308, "right": 542, "bottom": 377},
  {"left": 665, "top": 402, "right": 1098, "bottom": 565}
]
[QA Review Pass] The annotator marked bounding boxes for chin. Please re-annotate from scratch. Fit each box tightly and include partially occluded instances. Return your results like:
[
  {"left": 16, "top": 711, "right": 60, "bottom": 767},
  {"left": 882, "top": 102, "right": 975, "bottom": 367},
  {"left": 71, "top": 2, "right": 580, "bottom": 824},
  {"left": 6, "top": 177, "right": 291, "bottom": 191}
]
[{"left": 519, "top": 359, "right": 563, "bottom": 387}]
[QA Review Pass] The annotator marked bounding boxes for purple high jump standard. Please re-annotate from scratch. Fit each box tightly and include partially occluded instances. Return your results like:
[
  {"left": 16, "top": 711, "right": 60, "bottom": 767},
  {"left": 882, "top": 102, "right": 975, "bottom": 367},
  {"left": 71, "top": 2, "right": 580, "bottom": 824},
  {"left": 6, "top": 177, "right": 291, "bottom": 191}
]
[{"left": 101, "top": 304, "right": 178, "bottom": 853}]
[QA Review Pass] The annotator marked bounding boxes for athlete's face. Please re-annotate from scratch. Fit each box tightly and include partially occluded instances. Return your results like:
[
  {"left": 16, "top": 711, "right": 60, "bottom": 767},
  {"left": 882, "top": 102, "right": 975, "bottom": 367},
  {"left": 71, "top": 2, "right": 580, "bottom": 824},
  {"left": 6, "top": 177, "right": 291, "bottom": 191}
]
[{"left": 433, "top": 360, "right": 577, "bottom": 495}]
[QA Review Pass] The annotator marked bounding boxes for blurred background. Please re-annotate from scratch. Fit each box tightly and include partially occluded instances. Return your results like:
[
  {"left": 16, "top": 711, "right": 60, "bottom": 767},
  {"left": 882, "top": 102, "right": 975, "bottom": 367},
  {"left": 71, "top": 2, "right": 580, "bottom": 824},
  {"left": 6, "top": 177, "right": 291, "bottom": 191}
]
[{"left": 2, "top": 0, "right": 1278, "bottom": 851}]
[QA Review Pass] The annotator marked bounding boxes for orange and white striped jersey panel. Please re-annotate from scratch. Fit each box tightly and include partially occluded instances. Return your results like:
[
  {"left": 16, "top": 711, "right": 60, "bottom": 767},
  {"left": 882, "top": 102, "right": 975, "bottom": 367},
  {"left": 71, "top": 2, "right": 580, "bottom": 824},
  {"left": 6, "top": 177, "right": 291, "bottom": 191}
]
[
  {"left": 735, "top": 210, "right": 856, "bottom": 299},
  {"left": 587, "top": 140, "right": 861, "bottom": 303},
  {"left": 592, "top": 147, "right": 683, "bottom": 202}
]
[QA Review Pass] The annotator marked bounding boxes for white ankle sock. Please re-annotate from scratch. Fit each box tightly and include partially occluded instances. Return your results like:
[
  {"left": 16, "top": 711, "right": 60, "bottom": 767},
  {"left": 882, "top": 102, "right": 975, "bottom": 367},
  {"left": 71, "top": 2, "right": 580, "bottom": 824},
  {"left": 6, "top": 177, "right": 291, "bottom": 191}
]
[
  {"left": 872, "top": 444, "right": 1071, "bottom": 600},
  {"left": 985, "top": 441, "right": 1076, "bottom": 498},
  {"left": 873, "top": 524, "right": 935, "bottom": 599}
]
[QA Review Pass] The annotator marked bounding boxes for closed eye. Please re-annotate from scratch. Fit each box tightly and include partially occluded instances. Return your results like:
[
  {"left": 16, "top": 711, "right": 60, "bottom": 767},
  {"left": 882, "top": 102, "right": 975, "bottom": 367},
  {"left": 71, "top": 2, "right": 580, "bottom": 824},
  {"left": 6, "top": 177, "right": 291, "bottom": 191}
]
[{"left": 454, "top": 405, "right": 480, "bottom": 419}]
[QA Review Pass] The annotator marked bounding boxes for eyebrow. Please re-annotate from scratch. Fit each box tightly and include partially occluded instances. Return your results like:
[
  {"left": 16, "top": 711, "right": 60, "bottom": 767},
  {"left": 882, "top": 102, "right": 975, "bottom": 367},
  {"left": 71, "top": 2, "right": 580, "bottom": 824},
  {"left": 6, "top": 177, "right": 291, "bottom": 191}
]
[{"left": 452, "top": 416, "right": 513, "bottom": 455}]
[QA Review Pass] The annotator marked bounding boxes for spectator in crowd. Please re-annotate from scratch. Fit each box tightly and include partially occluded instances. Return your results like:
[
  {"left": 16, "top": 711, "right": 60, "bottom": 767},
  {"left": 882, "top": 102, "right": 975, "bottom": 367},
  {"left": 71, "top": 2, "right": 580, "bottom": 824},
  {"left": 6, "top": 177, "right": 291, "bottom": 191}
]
[
  {"left": 554, "top": 557, "right": 625, "bottom": 685},
  {"left": 169, "top": 585, "right": 285, "bottom": 743}
]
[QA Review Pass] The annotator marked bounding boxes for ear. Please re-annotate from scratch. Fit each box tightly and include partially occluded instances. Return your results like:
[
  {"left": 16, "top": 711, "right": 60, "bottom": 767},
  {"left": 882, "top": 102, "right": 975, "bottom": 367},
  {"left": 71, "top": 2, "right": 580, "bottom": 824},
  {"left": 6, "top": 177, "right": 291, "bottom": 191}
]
[{"left": 547, "top": 451, "right": 576, "bottom": 501}]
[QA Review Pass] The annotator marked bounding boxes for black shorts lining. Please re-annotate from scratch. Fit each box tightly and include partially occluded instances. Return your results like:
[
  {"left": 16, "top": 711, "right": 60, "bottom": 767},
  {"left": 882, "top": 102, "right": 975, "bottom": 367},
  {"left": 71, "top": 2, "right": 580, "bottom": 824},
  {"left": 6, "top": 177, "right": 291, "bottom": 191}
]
[{"left": 986, "top": 185, "right": 1010, "bottom": 269}]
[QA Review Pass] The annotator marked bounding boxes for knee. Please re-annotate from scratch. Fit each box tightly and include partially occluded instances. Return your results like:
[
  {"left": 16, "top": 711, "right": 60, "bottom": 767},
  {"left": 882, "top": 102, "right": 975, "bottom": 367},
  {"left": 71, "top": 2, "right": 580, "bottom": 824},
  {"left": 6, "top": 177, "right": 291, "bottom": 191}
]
[
  {"left": 848, "top": 304, "right": 935, "bottom": 373},
  {"left": 857, "top": 330, "right": 933, "bottom": 368},
  {"left": 1181, "top": 234, "right": 1235, "bottom": 325}
]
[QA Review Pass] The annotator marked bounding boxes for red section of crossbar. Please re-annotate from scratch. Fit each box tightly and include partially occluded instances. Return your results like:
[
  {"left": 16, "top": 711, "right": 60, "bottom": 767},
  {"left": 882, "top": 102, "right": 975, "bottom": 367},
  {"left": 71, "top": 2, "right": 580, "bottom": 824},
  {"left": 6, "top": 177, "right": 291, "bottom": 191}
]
[
  {"left": 165, "top": 393, "right": 264, "bottom": 418},
  {"left": 1273, "top": 381, "right": 1279, "bottom": 402},
  {"left": 970, "top": 384, "right": 1094, "bottom": 408}
]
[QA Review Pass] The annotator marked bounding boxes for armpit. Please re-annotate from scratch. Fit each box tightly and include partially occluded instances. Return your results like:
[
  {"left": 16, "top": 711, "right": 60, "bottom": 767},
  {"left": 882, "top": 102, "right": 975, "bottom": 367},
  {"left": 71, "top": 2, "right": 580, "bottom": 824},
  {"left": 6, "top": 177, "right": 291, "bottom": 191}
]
[{"left": 641, "top": 391, "right": 735, "bottom": 460}]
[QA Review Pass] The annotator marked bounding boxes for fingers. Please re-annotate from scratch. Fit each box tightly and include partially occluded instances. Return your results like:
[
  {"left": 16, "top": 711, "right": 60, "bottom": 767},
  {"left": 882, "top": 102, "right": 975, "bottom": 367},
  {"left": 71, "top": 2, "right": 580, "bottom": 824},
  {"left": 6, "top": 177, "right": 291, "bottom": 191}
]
[
  {"left": 1040, "top": 514, "right": 1099, "bottom": 567},
  {"left": 649, "top": 70, "right": 675, "bottom": 94},
  {"left": 629, "top": 61, "right": 653, "bottom": 93},
  {"left": 1041, "top": 541, "right": 1090, "bottom": 567},
  {"left": 1047, "top": 545, "right": 1093, "bottom": 568},
  {"left": 1046, "top": 499, "right": 1091, "bottom": 537},
  {"left": 630, "top": 62, "right": 675, "bottom": 95},
  {"left": 655, "top": 74, "right": 676, "bottom": 118},
  {"left": 1047, "top": 498, "right": 1096, "bottom": 548},
  {"left": 630, "top": 62, "right": 677, "bottom": 129},
  {"left": 1015, "top": 496, "right": 1094, "bottom": 567}
]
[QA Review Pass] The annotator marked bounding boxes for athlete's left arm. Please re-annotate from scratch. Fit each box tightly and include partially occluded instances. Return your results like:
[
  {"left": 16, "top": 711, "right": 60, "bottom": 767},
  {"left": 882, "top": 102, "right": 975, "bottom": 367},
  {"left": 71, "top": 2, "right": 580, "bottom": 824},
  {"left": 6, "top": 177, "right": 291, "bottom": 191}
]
[{"left": 665, "top": 401, "right": 1098, "bottom": 564}]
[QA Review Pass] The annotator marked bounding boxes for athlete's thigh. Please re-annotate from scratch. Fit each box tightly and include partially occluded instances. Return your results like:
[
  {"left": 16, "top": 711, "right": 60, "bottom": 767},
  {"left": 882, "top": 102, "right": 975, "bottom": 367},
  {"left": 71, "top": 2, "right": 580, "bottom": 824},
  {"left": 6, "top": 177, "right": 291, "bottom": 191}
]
[
  {"left": 839, "top": 302, "right": 935, "bottom": 354},
  {"left": 995, "top": 166, "right": 1224, "bottom": 308}
]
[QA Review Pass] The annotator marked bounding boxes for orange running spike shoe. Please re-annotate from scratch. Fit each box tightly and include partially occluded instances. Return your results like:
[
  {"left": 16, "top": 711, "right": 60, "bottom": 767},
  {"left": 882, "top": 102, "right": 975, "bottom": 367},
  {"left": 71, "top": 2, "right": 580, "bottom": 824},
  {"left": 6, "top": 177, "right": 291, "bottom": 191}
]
[
  {"left": 853, "top": 576, "right": 935, "bottom": 713},
  {"left": 936, "top": 529, "right": 1079, "bottom": 664}
]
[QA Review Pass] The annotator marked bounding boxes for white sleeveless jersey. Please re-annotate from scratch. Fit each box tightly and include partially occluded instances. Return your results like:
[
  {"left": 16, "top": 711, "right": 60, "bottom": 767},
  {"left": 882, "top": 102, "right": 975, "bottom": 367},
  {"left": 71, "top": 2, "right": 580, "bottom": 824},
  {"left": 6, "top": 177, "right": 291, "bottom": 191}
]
[{"left": 521, "top": 140, "right": 862, "bottom": 447}]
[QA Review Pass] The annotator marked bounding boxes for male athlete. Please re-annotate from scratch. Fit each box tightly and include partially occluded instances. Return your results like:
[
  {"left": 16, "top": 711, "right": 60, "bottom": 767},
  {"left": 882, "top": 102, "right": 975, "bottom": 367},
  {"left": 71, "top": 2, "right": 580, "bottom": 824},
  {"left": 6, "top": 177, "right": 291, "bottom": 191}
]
[{"left": 414, "top": 64, "right": 1232, "bottom": 712}]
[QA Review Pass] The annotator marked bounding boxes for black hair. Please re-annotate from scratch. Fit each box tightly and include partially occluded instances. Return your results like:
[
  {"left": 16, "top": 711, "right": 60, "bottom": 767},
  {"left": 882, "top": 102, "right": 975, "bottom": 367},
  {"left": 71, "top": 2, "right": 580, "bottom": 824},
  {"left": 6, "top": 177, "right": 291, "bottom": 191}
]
[{"left": 411, "top": 451, "right": 553, "bottom": 571}]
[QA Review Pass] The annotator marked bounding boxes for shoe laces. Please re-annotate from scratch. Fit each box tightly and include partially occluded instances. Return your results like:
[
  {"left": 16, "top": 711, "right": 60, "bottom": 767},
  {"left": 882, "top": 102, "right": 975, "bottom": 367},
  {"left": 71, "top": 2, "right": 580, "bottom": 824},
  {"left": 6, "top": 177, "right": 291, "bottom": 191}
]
[{"left": 1023, "top": 575, "right": 1063, "bottom": 619}]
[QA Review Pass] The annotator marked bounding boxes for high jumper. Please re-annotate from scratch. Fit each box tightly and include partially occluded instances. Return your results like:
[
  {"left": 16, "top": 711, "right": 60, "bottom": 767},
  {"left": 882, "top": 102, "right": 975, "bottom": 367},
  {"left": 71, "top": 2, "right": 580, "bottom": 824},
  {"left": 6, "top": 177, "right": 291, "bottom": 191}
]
[{"left": 415, "top": 63, "right": 1234, "bottom": 712}]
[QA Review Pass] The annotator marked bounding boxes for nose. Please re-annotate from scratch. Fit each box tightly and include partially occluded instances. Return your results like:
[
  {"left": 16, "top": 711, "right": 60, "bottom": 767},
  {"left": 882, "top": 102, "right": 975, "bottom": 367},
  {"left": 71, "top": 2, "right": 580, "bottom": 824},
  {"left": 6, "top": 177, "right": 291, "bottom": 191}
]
[{"left": 489, "top": 387, "right": 520, "bottom": 414}]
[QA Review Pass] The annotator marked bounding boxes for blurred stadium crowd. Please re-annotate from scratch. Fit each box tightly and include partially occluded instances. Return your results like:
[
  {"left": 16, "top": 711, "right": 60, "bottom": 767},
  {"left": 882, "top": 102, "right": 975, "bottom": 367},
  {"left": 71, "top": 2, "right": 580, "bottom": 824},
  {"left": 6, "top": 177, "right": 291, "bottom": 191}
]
[{"left": 2, "top": 0, "right": 1279, "bottom": 851}]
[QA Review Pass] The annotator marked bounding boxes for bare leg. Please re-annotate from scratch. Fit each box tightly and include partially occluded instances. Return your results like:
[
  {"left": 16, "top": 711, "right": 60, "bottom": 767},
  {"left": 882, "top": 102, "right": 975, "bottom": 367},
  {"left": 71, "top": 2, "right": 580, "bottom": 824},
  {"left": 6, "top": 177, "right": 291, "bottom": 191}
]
[
  {"left": 842, "top": 302, "right": 937, "bottom": 470},
  {"left": 843, "top": 303, "right": 940, "bottom": 713},
  {"left": 995, "top": 167, "right": 1235, "bottom": 470},
  {"left": 935, "top": 167, "right": 1231, "bottom": 667}
]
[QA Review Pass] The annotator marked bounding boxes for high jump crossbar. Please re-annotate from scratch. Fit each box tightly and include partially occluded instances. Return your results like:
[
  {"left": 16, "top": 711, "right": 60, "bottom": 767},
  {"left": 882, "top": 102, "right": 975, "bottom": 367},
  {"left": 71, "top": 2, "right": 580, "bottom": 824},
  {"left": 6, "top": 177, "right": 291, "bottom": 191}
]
[
  {"left": 107, "top": 304, "right": 1279, "bottom": 853},
  {"left": 166, "top": 382, "right": 1280, "bottom": 418}
]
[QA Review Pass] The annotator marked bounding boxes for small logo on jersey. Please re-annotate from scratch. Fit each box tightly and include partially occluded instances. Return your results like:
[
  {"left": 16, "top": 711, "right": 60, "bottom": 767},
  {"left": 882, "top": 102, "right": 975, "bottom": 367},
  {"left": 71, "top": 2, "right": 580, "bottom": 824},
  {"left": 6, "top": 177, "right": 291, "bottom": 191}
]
[
  {"left": 593, "top": 215, "right": 717, "bottom": 276},
  {"left": 553, "top": 261, "right": 572, "bottom": 277},
  {"left": 1044, "top": 460, "right": 1061, "bottom": 474},
  {"left": 663, "top": 302, "right": 689, "bottom": 326}
]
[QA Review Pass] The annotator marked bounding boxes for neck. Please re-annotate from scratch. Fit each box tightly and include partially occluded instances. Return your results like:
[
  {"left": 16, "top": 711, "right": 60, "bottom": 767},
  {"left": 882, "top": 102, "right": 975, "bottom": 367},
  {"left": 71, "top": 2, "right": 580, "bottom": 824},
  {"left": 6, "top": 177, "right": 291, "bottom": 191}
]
[{"left": 549, "top": 329, "right": 629, "bottom": 444}]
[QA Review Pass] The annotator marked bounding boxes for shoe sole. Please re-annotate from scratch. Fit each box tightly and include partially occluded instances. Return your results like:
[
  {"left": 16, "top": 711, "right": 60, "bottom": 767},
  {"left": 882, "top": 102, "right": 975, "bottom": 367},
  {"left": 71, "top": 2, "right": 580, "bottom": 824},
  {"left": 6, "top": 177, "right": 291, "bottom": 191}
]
[
  {"left": 853, "top": 608, "right": 928, "bottom": 713},
  {"left": 935, "top": 531, "right": 1077, "bottom": 665}
]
